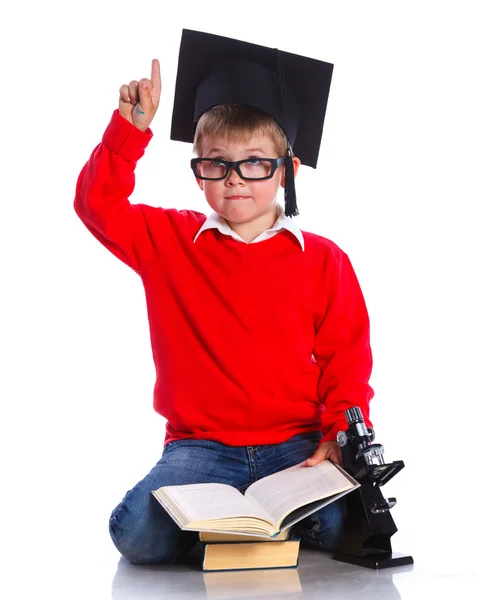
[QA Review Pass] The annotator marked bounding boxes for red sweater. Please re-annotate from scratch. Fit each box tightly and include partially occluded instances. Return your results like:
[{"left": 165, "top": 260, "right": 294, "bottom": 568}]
[{"left": 74, "top": 109, "right": 374, "bottom": 447}]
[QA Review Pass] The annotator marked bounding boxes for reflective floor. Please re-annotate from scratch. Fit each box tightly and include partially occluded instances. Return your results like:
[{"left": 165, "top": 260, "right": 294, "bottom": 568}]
[
  {"left": 108, "top": 541, "right": 475, "bottom": 600},
  {"left": 7, "top": 527, "right": 474, "bottom": 600},
  {"left": 111, "top": 545, "right": 412, "bottom": 600}
]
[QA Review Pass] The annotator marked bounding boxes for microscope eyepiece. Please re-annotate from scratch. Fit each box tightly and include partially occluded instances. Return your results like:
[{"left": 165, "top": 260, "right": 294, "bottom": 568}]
[
  {"left": 345, "top": 406, "right": 370, "bottom": 441},
  {"left": 345, "top": 407, "right": 364, "bottom": 425}
]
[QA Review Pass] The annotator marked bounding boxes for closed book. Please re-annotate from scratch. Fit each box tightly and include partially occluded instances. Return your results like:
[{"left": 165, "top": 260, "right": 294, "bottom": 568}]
[{"left": 202, "top": 537, "right": 301, "bottom": 572}]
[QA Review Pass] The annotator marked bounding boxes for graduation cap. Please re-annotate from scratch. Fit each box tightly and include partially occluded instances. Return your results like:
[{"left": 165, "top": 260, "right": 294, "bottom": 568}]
[{"left": 171, "top": 29, "right": 334, "bottom": 217}]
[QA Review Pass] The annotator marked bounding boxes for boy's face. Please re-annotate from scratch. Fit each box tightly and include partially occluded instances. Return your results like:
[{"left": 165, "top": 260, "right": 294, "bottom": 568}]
[{"left": 195, "top": 132, "right": 300, "bottom": 240}]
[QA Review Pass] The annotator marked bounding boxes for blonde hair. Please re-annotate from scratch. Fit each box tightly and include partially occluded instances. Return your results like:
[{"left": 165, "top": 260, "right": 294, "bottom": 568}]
[{"left": 193, "top": 103, "right": 289, "bottom": 157}]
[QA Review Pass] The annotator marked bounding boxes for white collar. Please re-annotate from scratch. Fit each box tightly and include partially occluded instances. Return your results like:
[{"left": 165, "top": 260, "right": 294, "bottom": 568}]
[{"left": 193, "top": 203, "right": 304, "bottom": 251}]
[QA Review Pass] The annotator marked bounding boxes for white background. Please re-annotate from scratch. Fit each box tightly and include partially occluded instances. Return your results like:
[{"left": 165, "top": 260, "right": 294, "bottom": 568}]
[{"left": 2, "top": 1, "right": 476, "bottom": 597}]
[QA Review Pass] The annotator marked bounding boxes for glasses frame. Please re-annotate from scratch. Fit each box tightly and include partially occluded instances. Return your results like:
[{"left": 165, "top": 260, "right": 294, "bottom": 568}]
[{"left": 191, "top": 157, "right": 286, "bottom": 181}]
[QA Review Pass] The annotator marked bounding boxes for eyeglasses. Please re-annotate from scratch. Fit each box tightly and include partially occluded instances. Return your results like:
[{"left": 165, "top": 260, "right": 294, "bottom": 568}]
[{"left": 191, "top": 157, "right": 286, "bottom": 181}]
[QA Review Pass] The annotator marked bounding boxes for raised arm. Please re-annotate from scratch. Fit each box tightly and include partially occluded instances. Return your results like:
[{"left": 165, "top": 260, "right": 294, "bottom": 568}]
[{"left": 74, "top": 59, "right": 164, "bottom": 274}]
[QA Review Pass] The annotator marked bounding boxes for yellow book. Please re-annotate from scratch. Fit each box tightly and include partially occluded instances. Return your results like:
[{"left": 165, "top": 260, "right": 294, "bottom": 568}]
[
  {"left": 152, "top": 459, "right": 359, "bottom": 538},
  {"left": 201, "top": 537, "right": 301, "bottom": 571}
]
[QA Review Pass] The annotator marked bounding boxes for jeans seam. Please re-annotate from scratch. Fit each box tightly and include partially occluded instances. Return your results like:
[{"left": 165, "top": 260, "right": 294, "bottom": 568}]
[{"left": 246, "top": 446, "right": 258, "bottom": 482}]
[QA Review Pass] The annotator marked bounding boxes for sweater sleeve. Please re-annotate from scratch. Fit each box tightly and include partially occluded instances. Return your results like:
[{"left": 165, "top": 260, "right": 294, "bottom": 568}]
[
  {"left": 73, "top": 109, "right": 162, "bottom": 274},
  {"left": 313, "top": 250, "right": 374, "bottom": 444}
]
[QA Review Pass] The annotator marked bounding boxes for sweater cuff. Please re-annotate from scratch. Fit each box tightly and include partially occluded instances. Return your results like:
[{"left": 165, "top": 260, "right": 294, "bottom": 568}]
[{"left": 102, "top": 109, "right": 153, "bottom": 162}]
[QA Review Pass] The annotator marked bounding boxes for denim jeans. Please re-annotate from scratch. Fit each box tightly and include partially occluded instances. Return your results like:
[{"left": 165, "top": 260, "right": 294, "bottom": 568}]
[{"left": 109, "top": 432, "right": 347, "bottom": 565}]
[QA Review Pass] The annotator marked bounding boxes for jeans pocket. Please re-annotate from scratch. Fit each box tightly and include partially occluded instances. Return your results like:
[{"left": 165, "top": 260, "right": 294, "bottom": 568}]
[
  {"left": 161, "top": 439, "right": 187, "bottom": 456},
  {"left": 271, "top": 431, "right": 323, "bottom": 467}
]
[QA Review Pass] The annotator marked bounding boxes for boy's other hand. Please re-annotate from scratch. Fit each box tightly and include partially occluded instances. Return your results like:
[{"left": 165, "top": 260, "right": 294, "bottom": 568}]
[
  {"left": 305, "top": 441, "right": 342, "bottom": 467},
  {"left": 119, "top": 58, "right": 161, "bottom": 132}
]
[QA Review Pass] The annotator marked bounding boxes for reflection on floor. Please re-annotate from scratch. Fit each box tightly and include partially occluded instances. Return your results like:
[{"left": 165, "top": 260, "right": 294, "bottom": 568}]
[
  {"left": 109, "top": 537, "right": 475, "bottom": 600},
  {"left": 10, "top": 527, "right": 475, "bottom": 599}
]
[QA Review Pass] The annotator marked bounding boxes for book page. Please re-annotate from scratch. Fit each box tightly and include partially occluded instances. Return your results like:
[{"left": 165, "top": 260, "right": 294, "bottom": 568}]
[
  {"left": 245, "top": 459, "right": 357, "bottom": 527},
  {"left": 200, "top": 528, "right": 291, "bottom": 543},
  {"left": 159, "top": 483, "right": 273, "bottom": 525},
  {"left": 278, "top": 489, "right": 355, "bottom": 531}
]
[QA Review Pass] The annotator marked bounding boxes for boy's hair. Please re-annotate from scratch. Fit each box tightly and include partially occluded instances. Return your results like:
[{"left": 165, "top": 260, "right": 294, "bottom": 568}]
[{"left": 193, "top": 103, "right": 289, "bottom": 157}]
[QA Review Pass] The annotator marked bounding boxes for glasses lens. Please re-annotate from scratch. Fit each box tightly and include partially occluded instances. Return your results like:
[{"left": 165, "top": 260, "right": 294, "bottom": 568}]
[
  {"left": 240, "top": 159, "right": 272, "bottom": 179},
  {"left": 197, "top": 159, "right": 227, "bottom": 179}
]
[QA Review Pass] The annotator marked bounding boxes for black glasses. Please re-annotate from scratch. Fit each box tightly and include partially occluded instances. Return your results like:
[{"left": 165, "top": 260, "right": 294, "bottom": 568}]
[{"left": 191, "top": 157, "right": 286, "bottom": 181}]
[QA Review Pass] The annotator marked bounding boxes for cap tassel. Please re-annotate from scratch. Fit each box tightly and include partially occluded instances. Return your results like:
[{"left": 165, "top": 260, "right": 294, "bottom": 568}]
[{"left": 284, "top": 151, "right": 299, "bottom": 217}]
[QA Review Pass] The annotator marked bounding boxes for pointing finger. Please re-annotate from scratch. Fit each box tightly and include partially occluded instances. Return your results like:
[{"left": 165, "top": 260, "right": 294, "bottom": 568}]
[{"left": 150, "top": 58, "right": 161, "bottom": 106}]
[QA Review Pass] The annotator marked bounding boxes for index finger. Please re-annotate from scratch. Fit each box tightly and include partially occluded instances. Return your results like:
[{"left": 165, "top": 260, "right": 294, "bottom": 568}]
[{"left": 150, "top": 58, "right": 161, "bottom": 95}]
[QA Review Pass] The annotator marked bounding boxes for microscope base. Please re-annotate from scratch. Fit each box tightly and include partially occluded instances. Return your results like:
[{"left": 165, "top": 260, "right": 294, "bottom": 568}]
[{"left": 332, "top": 551, "right": 414, "bottom": 570}]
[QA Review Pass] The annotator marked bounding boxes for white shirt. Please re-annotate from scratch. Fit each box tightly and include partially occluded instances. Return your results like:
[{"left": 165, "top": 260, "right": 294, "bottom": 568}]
[{"left": 193, "top": 202, "right": 305, "bottom": 251}]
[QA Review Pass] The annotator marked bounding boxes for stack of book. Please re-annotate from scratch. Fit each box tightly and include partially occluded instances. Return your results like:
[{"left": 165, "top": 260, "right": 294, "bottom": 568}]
[{"left": 153, "top": 458, "right": 360, "bottom": 572}]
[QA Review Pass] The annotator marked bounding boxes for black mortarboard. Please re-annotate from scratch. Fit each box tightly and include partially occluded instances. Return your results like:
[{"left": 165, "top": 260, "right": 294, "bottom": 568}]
[{"left": 171, "top": 29, "right": 333, "bottom": 217}]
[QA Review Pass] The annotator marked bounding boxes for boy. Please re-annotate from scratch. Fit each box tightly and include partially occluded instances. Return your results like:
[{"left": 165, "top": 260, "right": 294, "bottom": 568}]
[{"left": 74, "top": 30, "right": 374, "bottom": 565}]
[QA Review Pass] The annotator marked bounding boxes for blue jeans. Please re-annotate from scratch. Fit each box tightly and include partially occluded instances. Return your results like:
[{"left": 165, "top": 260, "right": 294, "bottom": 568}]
[{"left": 109, "top": 432, "right": 347, "bottom": 565}]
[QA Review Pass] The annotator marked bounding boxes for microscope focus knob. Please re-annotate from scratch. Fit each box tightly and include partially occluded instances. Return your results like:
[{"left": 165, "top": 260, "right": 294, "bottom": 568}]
[
  {"left": 337, "top": 431, "right": 348, "bottom": 447},
  {"left": 357, "top": 443, "right": 386, "bottom": 466},
  {"left": 370, "top": 498, "right": 397, "bottom": 513}
]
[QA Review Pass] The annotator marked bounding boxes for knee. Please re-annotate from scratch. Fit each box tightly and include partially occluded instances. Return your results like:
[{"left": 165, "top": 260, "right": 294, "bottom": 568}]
[
  {"left": 108, "top": 491, "right": 177, "bottom": 565},
  {"left": 109, "top": 511, "right": 174, "bottom": 565},
  {"left": 108, "top": 489, "right": 199, "bottom": 565}
]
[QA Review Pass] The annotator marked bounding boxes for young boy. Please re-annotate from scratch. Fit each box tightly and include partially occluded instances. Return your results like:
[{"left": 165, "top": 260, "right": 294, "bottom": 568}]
[{"left": 74, "top": 30, "right": 374, "bottom": 565}]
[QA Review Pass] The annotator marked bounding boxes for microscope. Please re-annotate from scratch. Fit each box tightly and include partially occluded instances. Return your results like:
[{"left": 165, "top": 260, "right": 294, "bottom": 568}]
[{"left": 332, "top": 406, "right": 414, "bottom": 569}]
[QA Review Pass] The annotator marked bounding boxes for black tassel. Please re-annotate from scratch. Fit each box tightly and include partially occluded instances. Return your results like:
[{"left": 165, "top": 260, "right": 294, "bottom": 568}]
[{"left": 284, "top": 152, "right": 299, "bottom": 217}]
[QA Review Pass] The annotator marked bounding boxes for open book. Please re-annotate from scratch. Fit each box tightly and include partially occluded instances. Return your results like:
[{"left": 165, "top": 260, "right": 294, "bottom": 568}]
[{"left": 152, "top": 459, "right": 359, "bottom": 538}]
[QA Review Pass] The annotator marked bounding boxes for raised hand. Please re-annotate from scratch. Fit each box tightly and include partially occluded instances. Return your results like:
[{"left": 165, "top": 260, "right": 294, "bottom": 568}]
[{"left": 119, "top": 58, "right": 161, "bottom": 132}]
